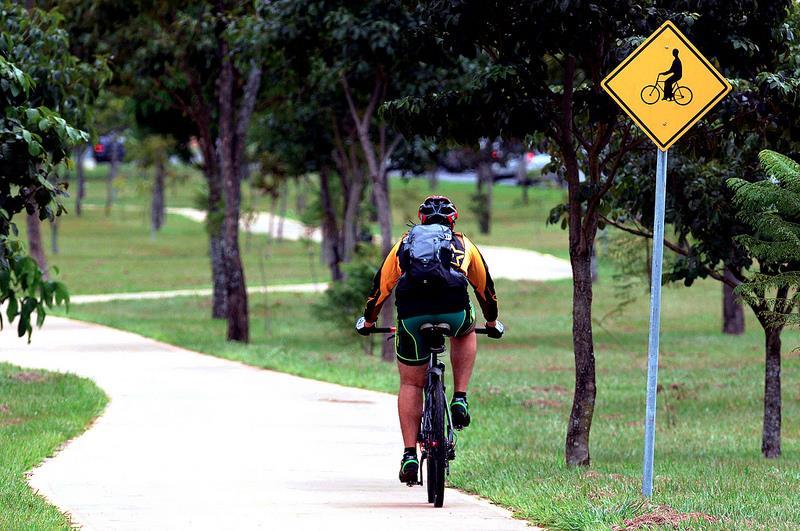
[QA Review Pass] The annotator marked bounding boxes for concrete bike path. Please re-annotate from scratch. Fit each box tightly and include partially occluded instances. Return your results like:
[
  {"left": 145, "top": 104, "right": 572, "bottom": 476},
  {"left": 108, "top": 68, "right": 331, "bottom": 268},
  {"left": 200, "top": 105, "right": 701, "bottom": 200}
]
[
  {"left": 169, "top": 207, "right": 572, "bottom": 283},
  {"left": 0, "top": 317, "right": 530, "bottom": 530}
]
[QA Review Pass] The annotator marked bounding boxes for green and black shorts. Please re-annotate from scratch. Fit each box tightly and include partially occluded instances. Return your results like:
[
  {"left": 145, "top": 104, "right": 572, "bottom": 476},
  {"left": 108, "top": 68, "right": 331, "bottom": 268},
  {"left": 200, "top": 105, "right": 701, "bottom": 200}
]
[{"left": 395, "top": 304, "right": 476, "bottom": 366}]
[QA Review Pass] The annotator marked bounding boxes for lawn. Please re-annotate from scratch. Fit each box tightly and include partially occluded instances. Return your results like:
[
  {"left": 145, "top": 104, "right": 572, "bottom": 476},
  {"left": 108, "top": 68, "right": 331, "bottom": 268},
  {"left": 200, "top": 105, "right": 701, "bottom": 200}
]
[
  {"left": 0, "top": 363, "right": 107, "bottom": 529},
  {"left": 63, "top": 277, "right": 800, "bottom": 530},
  {"left": 29, "top": 205, "right": 323, "bottom": 295}
]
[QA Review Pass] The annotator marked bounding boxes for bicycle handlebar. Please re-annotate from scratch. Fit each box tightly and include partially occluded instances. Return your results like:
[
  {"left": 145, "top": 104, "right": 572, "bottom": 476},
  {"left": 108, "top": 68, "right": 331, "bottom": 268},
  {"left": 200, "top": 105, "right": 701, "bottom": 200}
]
[{"left": 360, "top": 326, "right": 500, "bottom": 336}]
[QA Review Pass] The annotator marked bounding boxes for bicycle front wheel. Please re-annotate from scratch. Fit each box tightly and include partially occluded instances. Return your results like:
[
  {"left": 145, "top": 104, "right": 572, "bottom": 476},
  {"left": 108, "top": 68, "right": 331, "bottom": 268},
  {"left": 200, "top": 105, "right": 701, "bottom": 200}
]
[
  {"left": 674, "top": 86, "right": 693, "bottom": 106},
  {"left": 425, "top": 379, "right": 447, "bottom": 507},
  {"left": 640, "top": 85, "right": 660, "bottom": 105}
]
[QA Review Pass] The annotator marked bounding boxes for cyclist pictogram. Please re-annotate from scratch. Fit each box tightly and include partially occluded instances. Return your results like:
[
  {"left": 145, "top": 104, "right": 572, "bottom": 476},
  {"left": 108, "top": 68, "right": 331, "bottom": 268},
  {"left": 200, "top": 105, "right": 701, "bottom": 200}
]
[{"left": 640, "top": 49, "right": 694, "bottom": 106}]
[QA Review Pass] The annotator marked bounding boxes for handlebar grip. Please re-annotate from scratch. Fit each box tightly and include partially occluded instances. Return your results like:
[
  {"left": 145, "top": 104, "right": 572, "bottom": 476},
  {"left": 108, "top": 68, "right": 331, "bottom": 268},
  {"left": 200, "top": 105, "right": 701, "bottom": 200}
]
[{"left": 368, "top": 327, "right": 396, "bottom": 334}]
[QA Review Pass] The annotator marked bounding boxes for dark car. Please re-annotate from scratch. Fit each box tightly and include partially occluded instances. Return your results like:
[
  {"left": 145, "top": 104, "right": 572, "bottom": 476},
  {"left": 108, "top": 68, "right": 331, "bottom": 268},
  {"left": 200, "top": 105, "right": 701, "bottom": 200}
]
[{"left": 92, "top": 135, "right": 125, "bottom": 163}]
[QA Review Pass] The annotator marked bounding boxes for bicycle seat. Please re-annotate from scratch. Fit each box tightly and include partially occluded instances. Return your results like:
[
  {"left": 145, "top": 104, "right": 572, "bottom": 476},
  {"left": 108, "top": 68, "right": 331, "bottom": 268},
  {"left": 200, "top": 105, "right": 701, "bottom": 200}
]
[{"left": 419, "top": 323, "right": 451, "bottom": 354}]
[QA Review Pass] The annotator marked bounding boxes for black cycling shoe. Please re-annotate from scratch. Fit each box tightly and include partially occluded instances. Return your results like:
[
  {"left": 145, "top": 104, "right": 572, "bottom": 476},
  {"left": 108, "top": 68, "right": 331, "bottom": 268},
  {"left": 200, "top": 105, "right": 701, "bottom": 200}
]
[
  {"left": 451, "top": 397, "right": 471, "bottom": 429},
  {"left": 398, "top": 453, "right": 419, "bottom": 484}
]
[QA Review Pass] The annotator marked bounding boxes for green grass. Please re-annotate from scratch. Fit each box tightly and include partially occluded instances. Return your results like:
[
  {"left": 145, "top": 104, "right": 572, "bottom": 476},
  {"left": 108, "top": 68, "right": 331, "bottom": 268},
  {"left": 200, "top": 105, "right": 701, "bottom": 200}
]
[
  {"left": 0, "top": 363, "right": 107, "bottom": 529},
  {"left": 29, "top": 206, "right": 322, "bottom": 295},
  {"left": 63, "top": 277, "right": 800, "bottom": 530}
]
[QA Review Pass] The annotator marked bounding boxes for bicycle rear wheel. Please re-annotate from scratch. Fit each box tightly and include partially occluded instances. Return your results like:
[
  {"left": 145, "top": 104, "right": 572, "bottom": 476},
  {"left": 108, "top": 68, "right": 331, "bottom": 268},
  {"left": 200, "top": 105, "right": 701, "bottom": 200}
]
[
  {"left": 674, "top": 86, "right": 693, "bottom": 106},
  {"left": 640, "top": 84, "right": 660, "bottom": 105},
  {"left": 425, "top": 378, "right": 447, "bottom": 507}
]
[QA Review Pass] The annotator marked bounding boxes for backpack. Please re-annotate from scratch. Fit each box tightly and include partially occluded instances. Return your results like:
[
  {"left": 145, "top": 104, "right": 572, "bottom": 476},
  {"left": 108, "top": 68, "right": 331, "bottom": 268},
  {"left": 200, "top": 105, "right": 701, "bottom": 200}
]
[{"left": 399, "top": 224, "right": 465, "bottom": 288}]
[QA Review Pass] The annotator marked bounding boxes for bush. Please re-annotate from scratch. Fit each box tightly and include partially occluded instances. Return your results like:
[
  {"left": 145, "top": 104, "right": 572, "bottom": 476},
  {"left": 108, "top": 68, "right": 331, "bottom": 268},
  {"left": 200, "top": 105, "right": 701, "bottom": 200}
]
[{"left": 314, "top": 248, "right": 379, "bottom": 329}]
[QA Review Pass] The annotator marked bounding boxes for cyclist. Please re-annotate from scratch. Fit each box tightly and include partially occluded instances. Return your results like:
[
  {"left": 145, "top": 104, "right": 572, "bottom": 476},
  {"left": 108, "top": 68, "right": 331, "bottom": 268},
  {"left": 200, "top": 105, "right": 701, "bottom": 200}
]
[
  {"left": 356, "top": 195, "right": 504, "bottom": 484},
  {"left": 660, "top": 48, "right": 682, "bottom": 101}
]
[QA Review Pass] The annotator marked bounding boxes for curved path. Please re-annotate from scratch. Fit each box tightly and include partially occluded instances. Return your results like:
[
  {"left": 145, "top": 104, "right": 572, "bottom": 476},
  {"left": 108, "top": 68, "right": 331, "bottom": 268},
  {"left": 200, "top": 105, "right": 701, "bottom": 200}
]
[
  {"left": 169, "top": 207, "right": 572, "bottom": 283},
  {"left": 0, "top": 317, "right": 530, "bottom": 530}
]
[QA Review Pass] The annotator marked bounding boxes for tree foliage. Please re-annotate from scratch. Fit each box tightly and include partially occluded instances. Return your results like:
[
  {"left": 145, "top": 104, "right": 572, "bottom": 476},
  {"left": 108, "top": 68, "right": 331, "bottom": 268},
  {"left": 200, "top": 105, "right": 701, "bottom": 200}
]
[
  {"left": 0, "top": 3, "right": 107, "bottom": 338},
  {"left": 728, "top": 150, "right": 800, "bottom": 327}
]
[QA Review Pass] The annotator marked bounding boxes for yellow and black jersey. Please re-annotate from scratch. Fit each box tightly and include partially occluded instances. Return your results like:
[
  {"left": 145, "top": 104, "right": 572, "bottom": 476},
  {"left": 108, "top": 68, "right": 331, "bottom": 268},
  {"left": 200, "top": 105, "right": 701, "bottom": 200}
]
[{"left": 363, "top": 230, "right": 498, "bottom": 322}]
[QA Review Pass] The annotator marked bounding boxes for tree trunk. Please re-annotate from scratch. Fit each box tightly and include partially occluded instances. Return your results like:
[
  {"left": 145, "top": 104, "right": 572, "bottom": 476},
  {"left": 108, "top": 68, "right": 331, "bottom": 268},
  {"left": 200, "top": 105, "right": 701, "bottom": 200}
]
[
  {"left": 216, "top": 53, "right": 260, "bottom": 343},
  {"left": 74, "top": 145, "right": 86, "bottom": 216},
  {"left": 277, "top": 182, "right": 287, "bottom": 240},
  {"left": 476, "top": 162, "right": 493, "bottom": 234},
  {"left": 722, "top": 268, "right": 745, "bottom": 335},
  {"left": 319, "top": 167, "right": 343, "bottom": 281},
  {"left": 342, "top": 172, "right": 364, "bottom": 261},
  {"left": 762, "top": 324, "right": 782, "bottom": 458},
  {"left": 209, "top": 234, "right": 227, "bottom": 317},
  {"left": 50, "top": 219, "right": 59, "bottom": 255},
  {"left": 150, "top": 160, "right": 166, "bottom": 238},
  {"left": 566, "top": 248, "right": 596, "bottom": 466},
  {"left": 26, "top": 212, "right": 47, "bottom": 275},
  {"left": 105, "top": 134, "right": 120, "bottom": 217},
  {"left": 201, "top": 142, "right": 226, "bottom": 319}
]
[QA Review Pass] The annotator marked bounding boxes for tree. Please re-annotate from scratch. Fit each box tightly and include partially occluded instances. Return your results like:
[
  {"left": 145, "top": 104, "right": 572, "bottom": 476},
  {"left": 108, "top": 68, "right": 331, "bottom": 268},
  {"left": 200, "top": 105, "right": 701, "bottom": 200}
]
[
  {"left": 726, "top": 150, "right": 800, "bottom": 457},
  {"left": 267, "top": 0, "right": 434, "bottom": 360},
  {"left": 129, "top": 134, "right": 175, "bottom": 238},
  {"left": 2, "top": 3, "right": 108, "bottom": 275},
  {"left": 58, "top": 1, "right": 271, "bottom": 341},
  {"left": 386, "top": 0, "right": 793, "bottom": 466},
  {"left": 0, "top": 5, "right": 98, "bottom": 338}
]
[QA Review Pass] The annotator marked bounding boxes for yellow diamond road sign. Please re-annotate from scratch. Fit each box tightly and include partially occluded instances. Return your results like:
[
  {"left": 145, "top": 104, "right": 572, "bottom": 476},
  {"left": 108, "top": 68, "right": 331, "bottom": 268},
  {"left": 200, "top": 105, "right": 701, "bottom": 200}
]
[{"left": 602, "top": 20, "right": 731, "bottom": 151}]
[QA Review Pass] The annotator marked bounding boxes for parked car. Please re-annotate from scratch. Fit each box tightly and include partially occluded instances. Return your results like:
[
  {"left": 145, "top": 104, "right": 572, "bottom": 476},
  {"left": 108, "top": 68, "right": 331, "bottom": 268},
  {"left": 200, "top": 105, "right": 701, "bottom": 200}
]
[{"left": 92, "top": 135, "right": 125, "bottom": 163}]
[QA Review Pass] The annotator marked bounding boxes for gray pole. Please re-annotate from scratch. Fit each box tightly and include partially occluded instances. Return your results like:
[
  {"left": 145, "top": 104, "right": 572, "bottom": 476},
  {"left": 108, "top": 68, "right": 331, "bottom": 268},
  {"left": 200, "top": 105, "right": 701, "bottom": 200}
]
[{"left": 642, "top": 148, "right": 668, "bottom": 497}]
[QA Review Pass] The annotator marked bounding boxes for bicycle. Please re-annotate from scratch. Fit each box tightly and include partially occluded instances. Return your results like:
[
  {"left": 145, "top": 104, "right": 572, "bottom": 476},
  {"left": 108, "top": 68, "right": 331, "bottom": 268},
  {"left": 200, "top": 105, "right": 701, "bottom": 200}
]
[
  {"left": 361, "top": 321, "right": 501, "bottom": 507},
  {"left": 640, "top": 75, "right": 693, "bottom": 106}
]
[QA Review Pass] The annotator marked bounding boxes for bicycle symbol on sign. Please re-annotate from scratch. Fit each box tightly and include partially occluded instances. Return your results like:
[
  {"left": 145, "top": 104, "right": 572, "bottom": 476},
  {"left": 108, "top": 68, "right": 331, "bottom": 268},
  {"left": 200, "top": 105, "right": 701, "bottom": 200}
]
[{"left": 640, "top": 48, "right": 693, "bottom": 106}]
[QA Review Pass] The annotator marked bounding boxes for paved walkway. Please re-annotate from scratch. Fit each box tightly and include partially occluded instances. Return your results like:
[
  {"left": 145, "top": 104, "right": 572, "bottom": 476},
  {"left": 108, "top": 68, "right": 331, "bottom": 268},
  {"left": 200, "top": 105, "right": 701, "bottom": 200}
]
[
  {"left": 0, "top": 317, "right": 530, "bottom": 530},
  {"left": 169, "top": 207, "right": 572, "bottom": 283}
]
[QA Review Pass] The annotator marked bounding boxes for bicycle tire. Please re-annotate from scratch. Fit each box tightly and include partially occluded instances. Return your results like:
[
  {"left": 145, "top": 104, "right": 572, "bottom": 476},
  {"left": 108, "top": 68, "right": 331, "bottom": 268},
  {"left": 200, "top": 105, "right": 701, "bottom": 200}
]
[
  {"left": 425, "top": 378, "right": 447, "bottom": 507},
  {"left": 640, "top": 85, "right": 660, "bottom": 105},
  {"left": 675, "top": 86, "right": 693, "bottom": 106}
]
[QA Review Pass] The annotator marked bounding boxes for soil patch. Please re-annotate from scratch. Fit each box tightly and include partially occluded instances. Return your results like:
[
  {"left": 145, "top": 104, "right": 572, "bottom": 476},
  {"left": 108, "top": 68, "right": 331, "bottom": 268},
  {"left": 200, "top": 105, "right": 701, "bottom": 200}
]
[
  {"left": 531, "top": 385, "right": 569, "bottom": 395},
  {"left": 8, "top": 371, "right": 47, "bottom": 383},
  {"left": 522, "top": 398, "right": 561, "bottom": 409},
  {"left": 614, "top": 505, "right": 716, "bottom": 530},
  {"left": 319, "top": 398, "right": 374, "bottom": 405},
  {"left": 0, "top": 403, "right": 9, "bottom": 414}
]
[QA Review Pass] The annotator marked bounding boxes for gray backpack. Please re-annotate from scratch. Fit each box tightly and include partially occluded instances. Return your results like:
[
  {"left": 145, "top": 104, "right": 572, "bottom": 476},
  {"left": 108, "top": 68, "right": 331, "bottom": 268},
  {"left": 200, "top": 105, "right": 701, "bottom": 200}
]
[{"left": 399, "top": 224, "right": 461, "bottom": 287}]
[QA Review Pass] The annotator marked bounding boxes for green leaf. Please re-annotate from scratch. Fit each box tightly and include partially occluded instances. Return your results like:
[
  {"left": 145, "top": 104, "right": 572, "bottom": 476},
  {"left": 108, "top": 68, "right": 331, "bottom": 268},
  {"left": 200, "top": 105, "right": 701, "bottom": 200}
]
[{"left": 7, "top": 295, "right": 18, "bottom": 322}]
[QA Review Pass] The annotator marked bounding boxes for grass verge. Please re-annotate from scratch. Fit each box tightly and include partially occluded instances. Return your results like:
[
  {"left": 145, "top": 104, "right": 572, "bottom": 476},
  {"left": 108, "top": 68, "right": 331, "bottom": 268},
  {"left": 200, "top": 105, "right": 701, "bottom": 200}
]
[{"left": 0, "top": 363, "right": 107, "bottom": 529}]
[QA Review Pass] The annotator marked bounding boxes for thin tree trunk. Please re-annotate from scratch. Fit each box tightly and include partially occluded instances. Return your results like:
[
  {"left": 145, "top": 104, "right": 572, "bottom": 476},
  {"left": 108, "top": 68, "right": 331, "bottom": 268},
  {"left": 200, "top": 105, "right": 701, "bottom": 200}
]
[
  {"left": 277, "top": 183, "right": 287, "bottom": 240},
  {"left": 105, "top": 134, "right": 120, "bottom": 217},
  {"left": 566, "top": 248, "right": 596, "bottom": 466},
  {"left": 151, "top": 160, "right": 166, "bottom": 238},
  {"left": 201, "top": 143, "right": 226, "bottom": 319},
  {"left": 762, "top": 323, "right": 782, "bottom": 458},
  {"left": 217, "top": 52, "right": 260, "bottom": 343},
  {"left": 319, "top": 167, "right": 343, "bottom": 281},
  {"left": 342, "top": 173, "right": 364, "bottom": 261},
  {"left": 722, "top": 267, "right": 745, "bottom": 335},
  {"left": 74, "top": 145, "right": 86, "bottom": 216},
  {"left": 50, "top": 219, "right": 59, "bottom": 255},
  {"left": 26, "top": 212, "right": 47, "bottom": 275},
  {"left": 476, "top": 162, "right": 493, "bottom": 234}
]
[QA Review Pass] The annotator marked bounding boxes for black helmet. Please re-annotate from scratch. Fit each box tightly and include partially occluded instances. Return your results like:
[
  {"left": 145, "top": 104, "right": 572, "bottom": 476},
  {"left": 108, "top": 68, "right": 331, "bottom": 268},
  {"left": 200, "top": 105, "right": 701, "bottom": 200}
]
[{"left": 418, "top": 195, "right": 458, "bottom": 226}]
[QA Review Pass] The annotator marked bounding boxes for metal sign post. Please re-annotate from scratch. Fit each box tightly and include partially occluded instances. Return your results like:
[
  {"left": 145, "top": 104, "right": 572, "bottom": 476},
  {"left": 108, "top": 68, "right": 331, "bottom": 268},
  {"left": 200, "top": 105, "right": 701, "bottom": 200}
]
[
  {"left": 642, "top": 148, "right": 668, "bottom": 497},
  {"left": 601, "top": 20, "right": 731, "bottom": 497}
]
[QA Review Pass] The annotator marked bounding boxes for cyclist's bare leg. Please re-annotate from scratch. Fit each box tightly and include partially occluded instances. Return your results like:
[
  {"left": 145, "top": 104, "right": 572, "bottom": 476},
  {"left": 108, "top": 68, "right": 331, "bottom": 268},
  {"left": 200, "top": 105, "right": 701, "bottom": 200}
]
[
  {"left": 450, "top": 331, "right": 477, "bottom": 393},
  {"left": 397, "top": 362, "right": 426, "bottom": 447}
]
